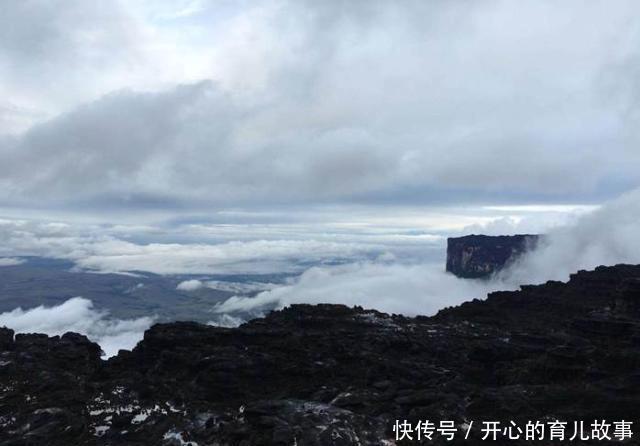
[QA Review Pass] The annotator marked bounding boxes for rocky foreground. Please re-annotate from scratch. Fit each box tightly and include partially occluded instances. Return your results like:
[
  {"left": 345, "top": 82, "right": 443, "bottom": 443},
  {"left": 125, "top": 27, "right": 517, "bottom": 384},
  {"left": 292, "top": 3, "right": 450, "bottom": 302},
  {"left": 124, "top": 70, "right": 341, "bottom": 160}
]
[{"left": 2, "top": 265, "right": 640, "bottom": 445}]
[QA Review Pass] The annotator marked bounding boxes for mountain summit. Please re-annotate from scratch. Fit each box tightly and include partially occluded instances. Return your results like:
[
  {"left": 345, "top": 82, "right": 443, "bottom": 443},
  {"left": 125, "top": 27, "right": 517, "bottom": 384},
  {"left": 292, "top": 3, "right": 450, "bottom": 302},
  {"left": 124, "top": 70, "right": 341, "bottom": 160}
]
[{"left": 1, "top": 264, "right": 640, "bottom": 444}]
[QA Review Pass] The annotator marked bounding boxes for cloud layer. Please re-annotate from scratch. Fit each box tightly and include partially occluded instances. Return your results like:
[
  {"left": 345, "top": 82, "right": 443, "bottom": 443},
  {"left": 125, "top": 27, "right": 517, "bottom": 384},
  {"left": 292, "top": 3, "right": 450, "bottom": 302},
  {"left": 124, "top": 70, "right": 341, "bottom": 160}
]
[
  {"left": 213, "top": 261, "right": 502, "bottom": 317},
  {"left": 0, "top": 209, "right": 450, "bottom": 275},
  {"left": 0, "top": 257, "right": 25, "bottom": 266},
  {"left": 0, "top": 200, "right": 590, "bottom": 276},
  {"left": 213, "top": 188, "right": 640, "bottom": 318},
  {"left": 1, "top": 1, "right": 640, "bottom": 208},
  {"left": 0, "top": 297, "right": 153, "bottom": 358},
  {"left": 0, "top": 189, "right": 637, "bottom": 354},
  {"left": 501, "top": 188, "right": 640, "bottom": 284}
]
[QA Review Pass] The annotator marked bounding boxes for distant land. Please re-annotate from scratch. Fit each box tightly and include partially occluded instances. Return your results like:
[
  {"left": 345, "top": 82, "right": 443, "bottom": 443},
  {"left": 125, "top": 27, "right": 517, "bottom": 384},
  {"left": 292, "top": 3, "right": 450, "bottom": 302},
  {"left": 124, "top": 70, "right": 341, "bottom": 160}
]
[{"left": 0, "top": 257, "right": 293, "bottom": 323}]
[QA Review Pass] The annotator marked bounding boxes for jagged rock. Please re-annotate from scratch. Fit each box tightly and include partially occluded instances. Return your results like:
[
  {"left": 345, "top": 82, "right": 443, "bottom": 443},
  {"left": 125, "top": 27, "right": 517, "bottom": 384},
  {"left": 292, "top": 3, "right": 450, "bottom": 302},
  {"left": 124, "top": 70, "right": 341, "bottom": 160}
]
[
  {"left": 1, "top": 264, "right": 640, "bottom": 444},
  {"left": 0, "top": 327, "right": 13, "bottom": 351},
  {"left": 446, "top": 234, "right": 540, "bottom": 278}
]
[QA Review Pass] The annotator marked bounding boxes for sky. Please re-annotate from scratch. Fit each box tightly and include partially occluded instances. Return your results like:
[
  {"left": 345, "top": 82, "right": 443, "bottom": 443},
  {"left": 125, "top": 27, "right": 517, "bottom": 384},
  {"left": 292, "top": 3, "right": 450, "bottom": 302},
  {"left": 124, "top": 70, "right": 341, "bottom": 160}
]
[
  {"left": 1, "top": 0, "right": 640, "bottom": 209},
  {"left": 1, "top": 0, "right": 640, "bottom": 354}
]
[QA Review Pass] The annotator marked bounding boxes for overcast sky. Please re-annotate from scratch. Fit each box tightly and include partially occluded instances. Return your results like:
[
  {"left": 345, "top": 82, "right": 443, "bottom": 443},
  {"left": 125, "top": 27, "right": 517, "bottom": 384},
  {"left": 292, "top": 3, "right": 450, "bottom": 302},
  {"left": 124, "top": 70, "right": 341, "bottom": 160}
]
[
  {"left": 1, "top": 0, "right": 639, "bottom": 212},
  {"left": 1, "top": 0, "right": 637, "bottom": 278}
]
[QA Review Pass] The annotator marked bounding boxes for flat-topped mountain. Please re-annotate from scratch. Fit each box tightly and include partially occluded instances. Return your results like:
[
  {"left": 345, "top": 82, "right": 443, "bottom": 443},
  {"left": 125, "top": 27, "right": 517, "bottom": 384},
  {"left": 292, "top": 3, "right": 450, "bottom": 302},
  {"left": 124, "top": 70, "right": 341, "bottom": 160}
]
[
  {"left": 1, "top": 263, "right": 640, "bottom": 444},
  {"left": 446, "top": 234, "right": 540, "bottom": 278}
]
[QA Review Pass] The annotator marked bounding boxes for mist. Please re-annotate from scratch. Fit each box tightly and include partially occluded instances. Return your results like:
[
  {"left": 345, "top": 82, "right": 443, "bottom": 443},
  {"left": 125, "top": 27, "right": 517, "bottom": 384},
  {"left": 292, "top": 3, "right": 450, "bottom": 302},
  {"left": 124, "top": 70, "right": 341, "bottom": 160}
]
[
  {"left": 213, "top": 188, "right": 640, "bottom": 318},
  {"left": 0, "top": 297, "right": 154, "bottom": 358},
  {"left": 500, "top": 187, "right": 640, "bottom": 284}
]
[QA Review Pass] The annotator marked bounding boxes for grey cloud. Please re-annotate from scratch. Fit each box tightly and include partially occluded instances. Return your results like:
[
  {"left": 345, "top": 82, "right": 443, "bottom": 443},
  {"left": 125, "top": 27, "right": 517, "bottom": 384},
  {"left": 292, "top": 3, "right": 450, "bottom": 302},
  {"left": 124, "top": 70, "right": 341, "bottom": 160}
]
[
  {"left": 0, "top": 215, "right": 436, "bottom": 275},
  {"left": 0, "top": 1, "right": 135, "bottom": 64},
  {"left": 0, "top": 0, "right": 144, "bottom": 129},
  {"left": 1, "top": 1, "right": 640, "bottom": 208}
]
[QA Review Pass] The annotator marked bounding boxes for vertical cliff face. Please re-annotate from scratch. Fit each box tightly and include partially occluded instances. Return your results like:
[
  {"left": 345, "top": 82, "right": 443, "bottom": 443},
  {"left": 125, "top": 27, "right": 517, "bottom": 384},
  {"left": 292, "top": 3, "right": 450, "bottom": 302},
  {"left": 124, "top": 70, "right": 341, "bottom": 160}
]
[{"left": 446, "top": 234, "right": 540, "bottom": 278}]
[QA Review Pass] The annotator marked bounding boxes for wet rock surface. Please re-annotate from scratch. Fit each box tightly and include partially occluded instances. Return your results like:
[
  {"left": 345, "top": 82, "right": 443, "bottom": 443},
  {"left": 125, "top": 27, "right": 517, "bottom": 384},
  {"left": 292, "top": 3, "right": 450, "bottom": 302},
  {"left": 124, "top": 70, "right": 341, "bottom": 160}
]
[
  {"left": 446, "top": 234, "right": 540, "bottom": 279},
  {"left": 1, "top": 264, "right": 640, "bottom": 444}
]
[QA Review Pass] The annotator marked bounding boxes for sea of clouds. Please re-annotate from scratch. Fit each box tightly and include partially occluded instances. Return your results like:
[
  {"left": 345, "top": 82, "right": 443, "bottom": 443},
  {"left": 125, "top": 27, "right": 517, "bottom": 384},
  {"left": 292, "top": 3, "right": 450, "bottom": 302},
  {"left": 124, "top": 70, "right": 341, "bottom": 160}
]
[
  {"left": 0, "top": 190, "right": 637, "bottom": 356},
  {"left": 0, "top": 297, "right": 153, "bottom": 358},
  {"left": 212, "top": 188, "right": 640, "bottom": 317}
]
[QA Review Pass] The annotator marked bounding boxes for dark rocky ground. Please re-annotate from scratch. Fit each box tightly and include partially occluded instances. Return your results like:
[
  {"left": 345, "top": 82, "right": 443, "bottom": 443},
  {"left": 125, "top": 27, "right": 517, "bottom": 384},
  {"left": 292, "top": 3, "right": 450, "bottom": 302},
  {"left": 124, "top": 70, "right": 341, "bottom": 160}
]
[{"left": 1, "top": 264, "right": 640, "bottom": 445}]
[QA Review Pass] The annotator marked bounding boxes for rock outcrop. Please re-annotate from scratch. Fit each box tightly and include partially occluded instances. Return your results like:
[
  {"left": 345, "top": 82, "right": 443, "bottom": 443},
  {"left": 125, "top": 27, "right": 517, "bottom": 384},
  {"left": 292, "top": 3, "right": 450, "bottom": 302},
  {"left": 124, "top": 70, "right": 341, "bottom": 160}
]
[
  {"left": 446, "top": 234, "right": 540, "bottom": 278},
  {"left": 1, "top": 264, "right": 640, "bottom": 444}
]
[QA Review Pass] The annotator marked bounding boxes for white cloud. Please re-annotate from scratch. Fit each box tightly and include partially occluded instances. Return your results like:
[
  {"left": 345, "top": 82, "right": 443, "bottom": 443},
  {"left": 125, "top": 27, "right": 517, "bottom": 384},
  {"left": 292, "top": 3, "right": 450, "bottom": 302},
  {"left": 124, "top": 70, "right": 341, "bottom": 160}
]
[
  {"left": 0, "top": 187, "right": 634, "bottom": 357},
  {"left": 0, "top": 200, "right": 609, "bottom": 279},
  {"left": 0, "top": 297, "right": 154, "bottom": 358},
  {"left": 207, "top": 313, "right": 245, "bottom": 328},
  {"left": 0, "top": 189, "right": 637, "bottom": 331},
  {"left": 212, "top": 187, "right": 640, "bottom": 318},
  {"left": 213, "top": 261, "right": 508, "bottom": 317},
  {"left": 0, "top": 257, "right": 24, "bottom": 266},
  {"left": 75, "top": 239, "right": 387, "bottom": 275},
  {"left": 176, "top": 279, "right": 204, "bottom": 291},
  {"left": 501, "top": 187, "right": 640, "bottom": 284},
  {"left": 0, "top": 211, "right": 448, "bottom": 274}
]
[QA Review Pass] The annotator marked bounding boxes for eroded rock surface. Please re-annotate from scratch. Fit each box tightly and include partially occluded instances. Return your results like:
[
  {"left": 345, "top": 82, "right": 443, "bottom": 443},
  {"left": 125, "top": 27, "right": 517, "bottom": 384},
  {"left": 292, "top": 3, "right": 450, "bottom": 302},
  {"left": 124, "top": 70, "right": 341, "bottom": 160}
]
[
  {"left": 446, "top": 234, "right": 540, "bottom": 279},
  {"left": 1, "top": 264, "right": 640, "bottom": 445}
]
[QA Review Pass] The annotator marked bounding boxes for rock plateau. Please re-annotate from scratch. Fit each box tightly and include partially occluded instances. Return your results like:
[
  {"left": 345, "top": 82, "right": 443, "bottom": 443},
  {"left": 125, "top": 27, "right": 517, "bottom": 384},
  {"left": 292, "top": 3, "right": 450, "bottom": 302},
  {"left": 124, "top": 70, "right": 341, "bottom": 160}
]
[{"left": 1, "top": 264, "right": 640, "bottom": 444}]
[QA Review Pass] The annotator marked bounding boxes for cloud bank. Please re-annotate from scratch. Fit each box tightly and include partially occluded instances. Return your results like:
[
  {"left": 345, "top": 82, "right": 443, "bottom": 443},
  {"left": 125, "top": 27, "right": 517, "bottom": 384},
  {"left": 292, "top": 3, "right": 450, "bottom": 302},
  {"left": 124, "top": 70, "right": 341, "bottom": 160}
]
[
  {"left": 1, "top": 1, "right": 640, "bottom": 208},
  {"left": 0, "top": 211, "right": 450, "bottom": 275},
  {"left": 501, "top": 188, "right": 640, "bottom": 284},
  {"left": 0, "top": 257, "right": 25, "bottom": 266},
  {"left": 214, "top": 261, "right": 503, "bottom": 317},
  {"left": 213, "top": 188, "right": 640, "bottom": 318},
  {"left": 176, "top": 279, "right": 204, "bottom": 291},
  {"left": 0, "top": 297, "right": 154, "bottom": 358},
  {"left": 0, "top": 190, "right": 637, "bottom": 354}
]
